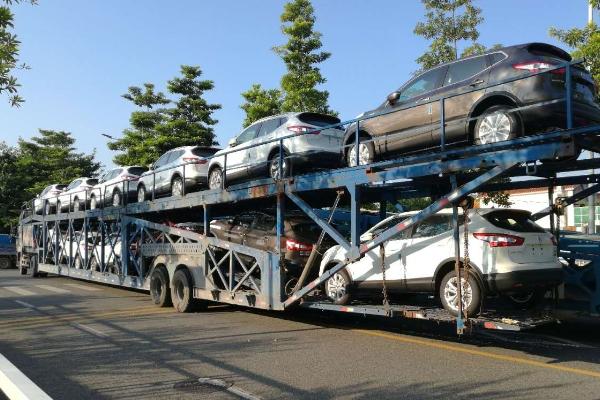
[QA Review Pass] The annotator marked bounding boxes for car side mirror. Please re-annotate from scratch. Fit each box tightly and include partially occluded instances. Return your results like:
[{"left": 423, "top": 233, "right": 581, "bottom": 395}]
[
  {"left": 228, "top": 138, "right": 238, "bottom": 147},
  {"left": 387, "top": 92, "right": 400, "bottom": 105},
  {"left": 147, "top": 164, "right": 153, "bottom": 170}
]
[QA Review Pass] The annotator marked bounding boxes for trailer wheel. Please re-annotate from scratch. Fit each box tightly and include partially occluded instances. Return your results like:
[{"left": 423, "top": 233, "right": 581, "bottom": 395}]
[
  {"left": 439, "top": 269, "right": 481, "bottom": 317},
  {"left": 171, "top": 268, "right": 199, "bottom": 313},
  {"left": 150, "top": 266, "right": 172, "bottom": 308}
]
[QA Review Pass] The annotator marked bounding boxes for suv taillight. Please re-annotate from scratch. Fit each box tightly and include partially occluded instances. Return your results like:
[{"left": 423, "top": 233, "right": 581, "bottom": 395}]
[
  {"left": 183, "top": 156, "right": 207, "bottom": 164},
  {"left": 286, "top": 239, "right": 313, "bottom": 252},
  {"left": 513, "top": 61, "right": 564, "bottom": 75},
  {"left": 473, "top": 232, "right": 524, "bottom": 247},
  {"left": 288, "top": 125, "right": 320, "bottom": 134}
]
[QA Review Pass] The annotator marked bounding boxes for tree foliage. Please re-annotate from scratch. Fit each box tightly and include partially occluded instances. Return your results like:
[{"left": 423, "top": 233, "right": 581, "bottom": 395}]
[
  {"left": 108, "top": 66, "right": 221, "bottom": 166},
  {"left": 414, "top": 0, "right": 483, "bottom": 70},
  {"left": 0, "top": 0, "right": 35, "bottom": 107},
  {"left": 550, "top": 3, "right": 600, "bottom": 88},
  {"left": 0, "top": 130, "right": 100, "bottom": 231},
  {"left": 240, "top": 84, "right": 283, "bottom": 128},
  {"left": 240, "top": 0, "right": 335, "bottom": 126}
]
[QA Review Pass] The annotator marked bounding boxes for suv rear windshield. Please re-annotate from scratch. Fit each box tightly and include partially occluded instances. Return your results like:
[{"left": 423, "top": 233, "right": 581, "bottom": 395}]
[
  {"left": 483, "top": 210, "right": 545, "bottom": 233},
  {"left": 297, "top": 113, "right": 341, "bottom": 128},
  {"left": 86, "top": 179, "right": 98, "bottom": 186},
  {"left": 192, "top": 147, "right": 219, "bottom": 157},
  {"left": 127, "top": 167, "right": 148, "bottom": 176}
]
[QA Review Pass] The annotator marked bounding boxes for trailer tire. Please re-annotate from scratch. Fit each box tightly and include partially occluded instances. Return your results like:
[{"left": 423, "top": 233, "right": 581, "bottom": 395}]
[
  {"left": 0, "top": 256, "right": 10, "bottom": 269},
  {"left": 171, "top": 268, "right": 197, "bottom": 313},
  {"left": 20, "top": 266, "right": 27, "bottom": 275},
  {"left": 150, "top": 266, "right": 172, "bottom": 308}
]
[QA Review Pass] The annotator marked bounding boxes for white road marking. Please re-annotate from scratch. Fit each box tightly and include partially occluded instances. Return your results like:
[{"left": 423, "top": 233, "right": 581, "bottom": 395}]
[
  {"left": 0, "top": 353, "right": 53, "bottom": 400},
  {"left": 72, "top": 323, "right": 108, "bottom": 338},
  {"left": 34, "top": 285, "right": 70, "bottom": 294},
  {"left": 14, "top": 300, "right": 36, "bottom": 309},
  {"left": 3, "top": 286, "right": 35, "bottom": 296},
  {"left": 197, "top": 378, "right": 262, "bottom": 400},
  {"left": 64, "top": 283, "right": 102, "bottom": 292}
]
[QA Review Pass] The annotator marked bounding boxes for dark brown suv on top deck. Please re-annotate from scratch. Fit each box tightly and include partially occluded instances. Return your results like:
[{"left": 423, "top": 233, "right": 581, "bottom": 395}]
[{"left": 344, "top": 42, "right": 600, "bottom": 166}]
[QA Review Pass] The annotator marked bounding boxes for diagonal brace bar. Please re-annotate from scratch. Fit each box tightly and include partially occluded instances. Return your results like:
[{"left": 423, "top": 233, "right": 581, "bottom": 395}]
[
  {"left": 284, "top": 162, "right": 517, "bottom": 308},
  {"left": 532, "top": 183, "right": 600, "bottom": 221}
]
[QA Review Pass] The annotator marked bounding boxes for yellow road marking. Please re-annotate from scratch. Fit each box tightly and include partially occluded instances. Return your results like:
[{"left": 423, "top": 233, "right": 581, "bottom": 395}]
[{"left": 353, "top": 329, "right": 600, "bottom": 379}]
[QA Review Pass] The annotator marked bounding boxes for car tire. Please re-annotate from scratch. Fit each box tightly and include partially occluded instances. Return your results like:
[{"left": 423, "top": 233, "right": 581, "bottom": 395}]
[
  {"left": 44, "top": 201, "right": 52, "bottom": 215},
  {"left": 72, "top": 198, "right": 81, "bottom": 212},
  {"left": 505, "top": 290, "right": 546, "bottom": 310},
  {"left": 268, "top": 152, "right": 290, "bottom": 180},
  {"left": 90, "top": 256, "right": 100, "bottom": 272},
  {"left": 346, "top": 134, "right": 375, "bottom": 167},
  {"left": 74, "top": 255, "right": 82, "bottom": 270},
  {"left": 171, "top": 176, "right": 184, "bottom": 197},
  {"left": 56, "top": 201, "right": 62, "bottom": 214},
  {"left": 150, "top": 266, "right": 172, "bottom": 308},
  {"left": 137, "top": 185, "right": 146, "bottom": 203},
  {"left": 208, "top": 167, "right": 223, "bottom": 190},
  {"left": 171, "top": 268, "right": 200, "bottom": 313},
  {"left": 439, "top": 269, "right": 481, "bottom": 317},
  {"left": 473, "top": 105, "right": 520, "bottom": 145},
  {"left": 112, "top": 190, "right": 122, "bottom": 207},
  {"left": 325, "top": 268, "right": 352, "bottom": 305},
  {"left": 90, "top": 195, "right": 98, "bottom": 210}
]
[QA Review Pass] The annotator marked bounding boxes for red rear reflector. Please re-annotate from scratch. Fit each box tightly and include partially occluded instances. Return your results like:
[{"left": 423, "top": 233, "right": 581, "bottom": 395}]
[
  {"left": 473, "top": 232, "right": 524, "bottom": 247},
  {"left": 286, "top": 239, "right": 313, "bottom": 251},
  {"left": 288, "top": 125, "right": 320, "bottom": 134}
]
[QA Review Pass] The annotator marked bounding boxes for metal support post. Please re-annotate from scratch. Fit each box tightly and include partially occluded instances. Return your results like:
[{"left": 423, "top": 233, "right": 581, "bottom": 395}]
[
  {"left": 223, "top": 154, "right": 228, "bottom": 189},
  {"left": 566, "top": 63, "right": 573, "bottom": 130},
  {"left": 590, "top": 151, "right": 597, "bottom": 234},
  {"left": 450, "top": 175, "right": 464, "bottom": 334},
  {"left": 278, "top": 139, "right": 284, "bottom": 179},
  {"left": 440, "top": 98, "right": 446, "bottom": 152},
  {"left": 276, "top": 192, "right": 285, "bottom": 257},
  {"left": 548, "top": 183, "right": 555, "bottom": 236},
  {"left": 204, "top": 205, "right": 211, "bottom": 236},
  {"left": 121, "top": 219, "right": 129, "bottom": 277},
  {"left": 355, "top": 120, "right": 360, "bottom": 166},
  {"left": 379, "top": 200, "right": 387, "bottom": 222},
  {"left": 348, "top": 184, "right": 361, "bottom": 248},
  {"left": 100, "top": 222, "right": 105, "bottom": 272}
]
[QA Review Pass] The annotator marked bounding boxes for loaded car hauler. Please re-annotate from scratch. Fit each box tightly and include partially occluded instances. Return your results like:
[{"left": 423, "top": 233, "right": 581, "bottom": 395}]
[{"left": 16, "top": 60, "right": 600, "bottom": 334}]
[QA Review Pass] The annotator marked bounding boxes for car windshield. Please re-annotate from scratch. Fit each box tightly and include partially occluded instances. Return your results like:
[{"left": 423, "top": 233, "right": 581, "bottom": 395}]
[
  {"left": 127, "top": 167, "right": 148, "bottom": 176},
  {"left": 483, "top": 210, "right": 545, "bottom": 233}
]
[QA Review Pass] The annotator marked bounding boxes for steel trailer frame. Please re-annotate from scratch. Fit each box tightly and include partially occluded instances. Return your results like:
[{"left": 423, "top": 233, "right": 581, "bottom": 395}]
[{"left": 18, "top": 59, "right": 600, "bottom": 334}]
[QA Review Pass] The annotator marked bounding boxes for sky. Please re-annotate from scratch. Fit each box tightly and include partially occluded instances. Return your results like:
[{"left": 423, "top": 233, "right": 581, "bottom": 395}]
[{"left": 0, "top": 0, "right": 595, "bottom": 169}]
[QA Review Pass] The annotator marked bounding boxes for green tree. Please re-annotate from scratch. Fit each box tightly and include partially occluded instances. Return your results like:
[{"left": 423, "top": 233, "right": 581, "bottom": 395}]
[
  {"left": 109, "top": 66, "right": 221, "bottom": 166},
  {"left": 0, "top": 0, "right": 35, "bottom": 107},
  {"left": 16, "top": 130, "right": 101, "bottom": 196},
  {"left": 414, "top": 0, "right": 483, "bottom": 70},
  {"left": 550, "top": 2, "right": 600, "bottom": 87},
  {"left": 0, "top": 142, "right": 21, "bottom": 230},
  {"left": 240, "top": 0, "right": 335, "bottom": 126},
  {"left": 240, "top": 84, "right": 283, "bottom": 128}
]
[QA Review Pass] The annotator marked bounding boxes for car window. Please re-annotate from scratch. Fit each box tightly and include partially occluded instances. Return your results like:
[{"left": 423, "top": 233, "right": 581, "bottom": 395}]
[
  {"left": 297, "top": 113, "right": 341, "bottom": 127},
  {"left": 444, "top": 56, "right": 488, "bottom": 86},
  {"left": 234, "top": 214, "right": 255, "bottom": 227},
  {"left": 126, "top": 166, "right": 147, "bottom": 176},
  {"left": 66, "top": 180, "right": 81, "bottom": 190},
  {"left": 490, "top": 52, "right": 506, "bottom": 64},
  {"left": 40, "top": 186, "right": 51, "bottom": 196},
  {"left": 483, "top": 210, "right": 545, "bottom": 233},
  {"left": 154, "top": 152, "right": 171, "bottom": 169},
  {"left": 257, "top": 118, "right": 281, "bottom": 137},
  {"left": 236, "top": 123, "right": 261, "bottom": 144},
  {"left": 412, "top": 215, "right": 453, "bottom": 238},
  {"left": 191, "top": 148, "right": 219, "bottom": 158},
  {"left": 166, "top": 150, "right": 184, "bottom": 165},
  {"left": 369, "top": 216, "right": 411, "bottom": 239},
  {"left": 399, "top": 67, "right": 446, "bottom": 101},
  {"left": 86, "top": 179, "right": 98, "bottom": 186}
]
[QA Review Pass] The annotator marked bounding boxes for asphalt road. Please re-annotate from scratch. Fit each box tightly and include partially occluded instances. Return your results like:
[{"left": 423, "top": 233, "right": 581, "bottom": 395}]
[{"left": 1, "top": 269, "right": 600, "bottom": 400}]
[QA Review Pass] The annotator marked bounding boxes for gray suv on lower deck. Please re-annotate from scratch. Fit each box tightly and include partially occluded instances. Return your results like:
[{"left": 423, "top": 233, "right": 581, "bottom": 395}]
[
  {"left": 207, "top": 112, "right": 344, "bottom": 189},
  {"left": 136, "top": 146, "right": 220, "bottom": 202}
]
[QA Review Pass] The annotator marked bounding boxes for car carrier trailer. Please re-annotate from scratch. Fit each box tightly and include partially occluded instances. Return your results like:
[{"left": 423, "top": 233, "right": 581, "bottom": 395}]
[{"left": 16, "top": 60, "right": 600, "bottom": 335}]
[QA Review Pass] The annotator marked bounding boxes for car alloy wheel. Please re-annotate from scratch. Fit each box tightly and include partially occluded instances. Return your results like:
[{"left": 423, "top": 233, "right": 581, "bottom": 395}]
[
  {"left": 73, "top": 199, "right": 80, "bottom": 212},
  {"left": 443, "top": 276, "right": 473, "bottom": 313},
  {"left": 90, "top": 196, "right": 97, "bottom": 210},
  {"left": 56, "top": 201, "right": 62, "bottom": 214},
  {"left": 269, "top": 157, "right": 288, "bottom": 180},
  {"left": 45, "top": 201, "right": 52, "bottom": 215},
  {"left": 476, "top": 111, "right": 514, "bottom": 144},
  {"left": 137, "top": 186, "right": 146, "bottom": 203},
  {"left": 325, "top": 270, "right": 351, "bottom": 305},
  {"left": 74, "top": 256, "right": 82, "bottom": 269},
  {"left": 112, "top": 191, "right": 121, "bottom": 207},
  {"left": 208, "top": 168, "right": 223, "bottom": 190},
  {"left": 171, "top": 177, "right": 184, "bottom": 197},
  {"left": 347, "top": 142, "right": 373, "bottom": 167}
]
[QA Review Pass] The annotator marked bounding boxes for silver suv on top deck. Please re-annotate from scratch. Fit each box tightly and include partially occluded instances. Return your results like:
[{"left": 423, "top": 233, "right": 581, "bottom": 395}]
[
  {"left": 207, "top": 112, "right": 344, "bottom": 189},
  {"left": 136, "top": 145, "right": 220, "bottom": 202}
]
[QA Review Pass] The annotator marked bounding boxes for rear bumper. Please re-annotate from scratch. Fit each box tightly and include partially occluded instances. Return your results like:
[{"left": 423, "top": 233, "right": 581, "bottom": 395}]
[
  {"left": 289, "top": 150, "right": 342, "bottom": 169},
  {"left": 521, "top": 99, "right": 600, "bottom": 131},
  {"left": 484, "top": 268, "right": 563, "bottom": 294}
]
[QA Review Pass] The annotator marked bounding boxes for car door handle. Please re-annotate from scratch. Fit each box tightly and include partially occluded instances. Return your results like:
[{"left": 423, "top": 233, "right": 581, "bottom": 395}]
[{"left": 470, "top": 79, "right": 485, "bottom": 87}]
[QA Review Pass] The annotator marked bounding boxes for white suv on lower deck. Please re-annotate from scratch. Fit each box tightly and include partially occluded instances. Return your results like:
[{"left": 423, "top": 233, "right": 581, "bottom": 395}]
[{"left": 318, "top": 208, "right": 563, "bottom": 315}]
